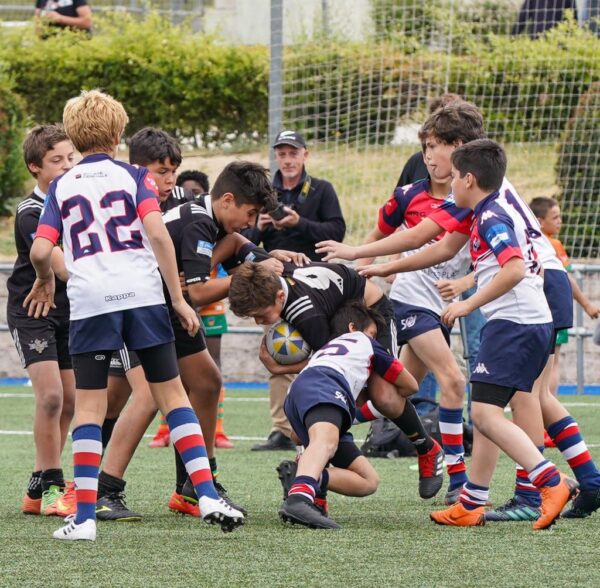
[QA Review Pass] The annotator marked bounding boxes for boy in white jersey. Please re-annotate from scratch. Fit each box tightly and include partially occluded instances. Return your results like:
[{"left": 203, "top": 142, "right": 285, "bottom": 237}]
[
  {"left": 26, "top": 90, "right": 244, "bottom": 540},
  {"left": 280, "top": 301, "right": 418, "bottom": 529}
]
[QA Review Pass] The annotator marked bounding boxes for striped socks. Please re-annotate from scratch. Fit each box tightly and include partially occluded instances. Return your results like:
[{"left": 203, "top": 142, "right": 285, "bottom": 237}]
[
  {"left": 353, "top": 400, "right": 385, "bottom": 424},
  {"left": 439, "top": 407, "right": 468, "bottom": 490},
  {"left": 167, "top": 407, "right": 218, "bottom": 500},
  {"left": 73, "top": 424, "right": 102, "bottom": 524},
  {"left": 460, "top": 482, "right": 489, "bottom": 510}
]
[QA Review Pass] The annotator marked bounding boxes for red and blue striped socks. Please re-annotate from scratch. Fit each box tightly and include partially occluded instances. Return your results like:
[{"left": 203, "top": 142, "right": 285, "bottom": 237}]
[
  {"left": 73, "top": 424, "right": 102, "bottom": 524},
  {"left": 288, "top": 475, "right": 319, "bottom": 503},
  {"left": 547, "top": 416, "right": 600, "bottom": 491},
  {"left": 439, "top": 407, "right": 468, "bottom": 490},
  {"left": 167, "top": 407, "right": 218, "bottom": 500},
  {"left": 460, "top": 482, "right": 489, "bottom": 510}
]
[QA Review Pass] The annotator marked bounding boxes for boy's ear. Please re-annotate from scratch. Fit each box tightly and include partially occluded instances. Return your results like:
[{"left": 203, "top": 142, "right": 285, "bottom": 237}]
[
  {"left": 28, "top": 162, "right": 40, "bottom": 176},
  {"left": 221, "top": 192, "right": 235, "bottom": 207},
  {"left": 348, "top": 321, "right": 357, "bottom": 332}
]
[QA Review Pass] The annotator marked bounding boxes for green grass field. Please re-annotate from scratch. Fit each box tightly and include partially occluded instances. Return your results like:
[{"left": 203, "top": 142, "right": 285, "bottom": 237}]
[{"left": 1, "top": 387, "right": 599, "bottom": 587}]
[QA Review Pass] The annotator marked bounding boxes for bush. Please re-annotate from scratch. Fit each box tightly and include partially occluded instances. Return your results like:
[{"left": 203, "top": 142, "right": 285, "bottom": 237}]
[
  {"left": 0, "top": 80, "right": 28, "bottom": 216},
  {"left": 0, "top": 13, "right": 268, "bottom": 143},
  {"left": 556, "top": 81, "right": 600, "bottom": 259}
]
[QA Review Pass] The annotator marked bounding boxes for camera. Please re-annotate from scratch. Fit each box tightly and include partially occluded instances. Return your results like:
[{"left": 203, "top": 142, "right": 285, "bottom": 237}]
[{"left": 269, "top": 203, "right": 289, "bottom": 221}]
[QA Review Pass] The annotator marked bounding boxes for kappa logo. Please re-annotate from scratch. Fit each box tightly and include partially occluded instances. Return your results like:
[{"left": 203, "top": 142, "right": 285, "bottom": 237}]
[
  {"left": 481, "top": 210, "right": 497, "bottom": 221},
  {"left": 28, "top": 338, "right": 48, "bottom": 354},
  {"left": 473, "top": 362, "right": 490, "bottom": 375},
  {"left": 400, "top": 315, "right": 417, "bottom": 330},
  {"left": 334, "top": 391, "right": 347, "bottom": 405}
]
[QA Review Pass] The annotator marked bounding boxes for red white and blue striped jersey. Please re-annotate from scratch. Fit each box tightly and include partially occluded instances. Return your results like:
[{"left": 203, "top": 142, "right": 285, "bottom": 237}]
[
  {"left": 430, "top": 178, "right": 565, "bottom": 273},
  {"left": 470, "top": 191, "right": 551, "bottom": 324},
  {"left": 377, "top": 179, "right": 470, "bottom": 314},
  {"left": 36, "top": 153, "right": 164, "bottom": 320},
  {"left": 303, "top": 331, "right": 405, "bottom": 400}
]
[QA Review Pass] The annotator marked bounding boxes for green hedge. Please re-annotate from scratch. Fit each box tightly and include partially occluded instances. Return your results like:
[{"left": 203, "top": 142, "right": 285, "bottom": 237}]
[
  {"left": 556, "top": 82, "right": 600, "bottom": 259},
  {"left": 284, "top": 19, "right": 600, "bottom": 145},
  {"left": 0, "top": 80, "right": 28, "bottom": 215},
  {"left": 0, "top": 13, "right": 268, "bottom": 141}
]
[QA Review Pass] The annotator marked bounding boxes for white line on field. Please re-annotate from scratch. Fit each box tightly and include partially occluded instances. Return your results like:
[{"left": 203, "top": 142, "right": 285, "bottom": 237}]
[{"left": 0, "top": 393, "right": 269, "bottom": 401}]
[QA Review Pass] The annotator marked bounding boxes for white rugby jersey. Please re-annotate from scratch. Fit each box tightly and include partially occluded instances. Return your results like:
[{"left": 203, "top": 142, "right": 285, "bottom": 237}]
[
  {"left": 303, "top": 331, "right": 404, "bottom": 400},
  {"left": 430, "top": 178, "right": 565, "bottom": 273},
  {"left": 470, "top": 191, "right": 552, "bottom": 324},
  {"left": 377, "top": 178, "right": 471, "bottom": 314},
  {"left": 36, "top": 153, "right": 165, "bottom": 320}
]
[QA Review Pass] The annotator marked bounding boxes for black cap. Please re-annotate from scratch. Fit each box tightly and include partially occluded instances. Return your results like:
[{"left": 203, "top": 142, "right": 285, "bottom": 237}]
[{"left": 273, "top": 130, "right": 306, "bottom": 149}]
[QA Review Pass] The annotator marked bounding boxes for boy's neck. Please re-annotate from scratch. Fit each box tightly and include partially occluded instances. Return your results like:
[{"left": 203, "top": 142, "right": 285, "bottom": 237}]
[
  {"left": 35, "top": 181, "right": 49, "bottom": 196},
  {"left": 469, "top": 188, "right": 495, "bottom": 211},
  {"left": 430, "top": 177, "right": 452, "bottom": 199},
  {"left": 80, "top": 148, "right": 117, "bottom": 159}
]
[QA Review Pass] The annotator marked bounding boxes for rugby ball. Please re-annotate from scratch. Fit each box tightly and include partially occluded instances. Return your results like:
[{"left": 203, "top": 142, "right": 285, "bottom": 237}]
[{"left": 265, "top": 320, "right": 311, "bottom": 365}]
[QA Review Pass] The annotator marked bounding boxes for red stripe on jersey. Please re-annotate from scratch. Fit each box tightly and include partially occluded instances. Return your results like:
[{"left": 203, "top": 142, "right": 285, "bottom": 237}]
[
  {"left": 137, "top": 197, "right": 161, "bottom": 220},
  {"left": 73, "top": 452, "right": 102, "bottom": 467},
  {"left": 383, "top": 359, "right": 404, "bottom": 383},
  {"left": 429, "top": 207, "right": 471, "bottom": 235},
  {"left": 35, "top": 224, "right": 60, "bottom": 244},
  {"left": 377, "top": 200, "right": 398, "bottom": 235},
  {"left": 497, "top": 246, "right": 523, "bottom": 266},
  {"left": 174, "top": 434, "right": 206, "bottom": 454},
  {"left": 76, "top": 489, "right": 97, "bottom": 503}
]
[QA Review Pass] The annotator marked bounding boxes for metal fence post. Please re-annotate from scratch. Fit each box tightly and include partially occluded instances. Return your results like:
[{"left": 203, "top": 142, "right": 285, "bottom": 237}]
[
  {"left": 269, "top": 0, "right": 283, "bottom": 175},
  {"left": 575, "top": 269, "right": 585, "bottom": 395}
]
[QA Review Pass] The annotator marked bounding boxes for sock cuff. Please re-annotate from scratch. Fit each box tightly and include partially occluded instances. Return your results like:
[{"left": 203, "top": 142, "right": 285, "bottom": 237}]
[
  {"left": 72, "top": 423, "right": 102, "bottom": 440},
  {"left": 439, "top": 406, "right": 464, "bottom": 422},
  {"left": 547, "top": 415, "right": 575, "bottom": 439},
  {"left": 464, "top": 481, "right": 489, "bottom": 492}
]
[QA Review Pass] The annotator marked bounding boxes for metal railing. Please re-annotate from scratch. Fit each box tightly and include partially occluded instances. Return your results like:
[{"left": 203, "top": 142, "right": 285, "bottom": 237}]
[{"left": 1, "top": 262, "right": 598, "bottom": 392}]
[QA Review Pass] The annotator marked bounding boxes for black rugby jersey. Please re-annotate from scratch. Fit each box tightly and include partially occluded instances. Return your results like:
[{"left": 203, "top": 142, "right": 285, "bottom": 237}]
[
  {"left": 281, "top": 262, "right": 365, "bottom": 351},
  {"left": 163, "top": 194, "right": 226, "bottom": 286},
  {"left": 7, "top": 188, "right": 69, "bottom": 316},
  {"left": 160, "top": 185, "right": 197, "bottom": 213}
]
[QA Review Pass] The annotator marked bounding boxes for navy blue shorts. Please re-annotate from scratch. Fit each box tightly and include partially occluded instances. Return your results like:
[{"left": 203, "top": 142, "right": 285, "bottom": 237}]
[
  {"left": 69, "top": 304, "right": 174, "bottom": 355},
  {"left": 470, "top": 319, "right": 553, "bottom": 392},
  {"left": 392, "top": 300, "right": 450, "bottom": 346},
  {"left": 284, "top": 366, "right": 355, "bottom": 447},
  {"left": 544, "top": 269, "right": 573, "bottom": 330}
]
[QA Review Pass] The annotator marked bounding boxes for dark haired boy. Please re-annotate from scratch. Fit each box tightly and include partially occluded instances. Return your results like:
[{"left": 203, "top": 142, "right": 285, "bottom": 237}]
[
  {"left": 177, "top": 170, "right": 210, "bottom": 195},
  {"left": 7, "top": 124, "right": 75, "bottom": 516},
  {"left": 229, "top": 261, "right": 445, "bottom": 499},
  {"left": 279, "top": 301, "right": 418, "bottom": 529}
]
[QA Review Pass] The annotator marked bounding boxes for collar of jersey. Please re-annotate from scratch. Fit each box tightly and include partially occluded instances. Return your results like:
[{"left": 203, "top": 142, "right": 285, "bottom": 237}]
[
  {"left": 473, "top": 190, "right": 500, "bottom": 217},
  {"left": 33, "top": 185, "right": 46, "bottom": 202},
  {"left": 279, "top": 276, "right": 289, "bottom": 306},
  {"left": 78, "top": 153, "right": 112, "bottom": 165},
  {"left": 202, "top": 194, "right": 214, "bottom": 220}
]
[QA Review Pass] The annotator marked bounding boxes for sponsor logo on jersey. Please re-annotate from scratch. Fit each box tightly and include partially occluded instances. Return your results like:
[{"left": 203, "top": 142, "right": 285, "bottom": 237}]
[
  {"left": 400, "top": 315, "right": 417, "bottom": 330},
  {"left": 95, "top": 355, "right": 106, "bottom": 361},
  {"left": 334, "top": 391, "right": 347, "bottom": 404},
  {"left": 144, "top": 173, "right": 159, "bottom": 195},
  {"left": 28, "top": 338, "right": 48, "bottom": 354},
  {"left": 471, "top": 237, "right": 480, "bottom": 251},
  {"left": 105, "top": 292, "right": 136, "bottom": 302},
  {"left": 473, "top": 363, "right": 490, "bottom": 374},
  {"left": 80, "top": 171, "right": 108, "bottom": 179},
  {"left": 196, "top": 240, "right": 214, "bottom": 257}
]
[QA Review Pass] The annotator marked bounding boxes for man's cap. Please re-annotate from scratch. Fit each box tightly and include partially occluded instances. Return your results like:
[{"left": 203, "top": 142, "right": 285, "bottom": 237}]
[{"left": 273, "top": 130, "right": 306, "bottom": 149}]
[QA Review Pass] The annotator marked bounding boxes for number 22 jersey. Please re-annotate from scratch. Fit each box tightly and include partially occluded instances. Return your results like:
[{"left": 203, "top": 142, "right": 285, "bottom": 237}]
[{"left": 36, "top": 153, "right": 165, "bottom": 320}]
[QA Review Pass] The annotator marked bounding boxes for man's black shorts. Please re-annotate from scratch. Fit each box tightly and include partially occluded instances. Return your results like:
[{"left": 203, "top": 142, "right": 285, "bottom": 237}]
[{"left": 169, "top": 308, "right": 207, "bottom": 358}]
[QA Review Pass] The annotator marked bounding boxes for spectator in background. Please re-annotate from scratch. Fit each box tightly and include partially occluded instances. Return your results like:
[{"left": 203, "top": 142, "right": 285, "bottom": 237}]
[
  {"left": 512, "top": 0, "right": 577, "bottom": 38},
  {"left": 35, "top": 0, "right": 93, "bottom": 34},
  {"left": 246, "top": 130, "right": 346, "bottom": 451}
]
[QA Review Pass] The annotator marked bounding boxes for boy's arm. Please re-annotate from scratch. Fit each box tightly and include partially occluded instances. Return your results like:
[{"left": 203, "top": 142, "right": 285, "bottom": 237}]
[
  {"left": 142, "top": 211, "right": 199, "bottom": 336},
  {"left": 436, "top": 272, "right": 476, "bottom": 301},
  {"left": 370, "top": 339, "right": 418, "bottom": 398},
  {"left": 569, "top": 274, "right": 600, "bottom": 318},
  {"left": 316, "top": 217, "right": 443, "bottom": 261},
  {"left": 50, "top": 247, "right": 69, "bottom": 282},
  {"left": 258, "top": 336, "right": 309, "bottom": 375},
  {"left": 357, "top": 231, "right": 468, "bottom": 278},
  {"left": 442, "top": 257, "right": 525, "bottom": 326},
  {"left": 24, "top": 238, "right": 56, "bottom": 318}
]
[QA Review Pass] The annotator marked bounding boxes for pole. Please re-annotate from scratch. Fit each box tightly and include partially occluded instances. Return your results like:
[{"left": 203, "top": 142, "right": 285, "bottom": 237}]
[
  {"left": 269, "top": 0, "right": 284, "bottom": 175},
  {"left": 575, "top": 270, "right": 585, "bottom": 395}
]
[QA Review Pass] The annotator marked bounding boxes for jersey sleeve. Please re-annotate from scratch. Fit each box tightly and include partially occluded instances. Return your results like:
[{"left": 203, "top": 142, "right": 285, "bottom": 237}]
[
  {"left": 36, "top": 189, "right": 62, "bottom": 244},
  {"left": 429, "top": 196, "right": 472, "bottom": 235},
  {"left": 135, "top": 170, "right": 161, "bottom": 220},
  {"left": 180, "top": 219, "right": 217, "bottom": 284},
  {"left": 377, "top": 186, "right": 411, "bottom": 235},
  {"left": 293, "top": 312, "right": 330, "bottom": 352},
  {"left": 479, "top": 213, "right": 523, "bottom": 266},
  {"left": 369, "top": 338, "right": 405, "bottom": 383},
  {"left": 16, "top": 208, "right": 41, "bottom": 250}
]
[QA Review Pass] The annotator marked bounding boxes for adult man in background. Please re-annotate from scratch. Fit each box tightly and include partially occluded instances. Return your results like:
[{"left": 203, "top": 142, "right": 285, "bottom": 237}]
[{"left": 245, "top": 129, "right": 346, "bottom": 450}]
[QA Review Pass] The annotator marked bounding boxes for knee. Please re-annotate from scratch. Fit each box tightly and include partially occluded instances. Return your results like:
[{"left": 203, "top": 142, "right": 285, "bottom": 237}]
[
  {"left": 37, "top": 389, "right": 63, "bottom": 418},
  {"left": 470, "top": 404, "right": 491, "bottom": 436},
  {"left": 438, "top": 369, "right": 466, "bottom": 402},
  {"left": 360, "top": 472, "right": 380, "bottom": 496}
]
